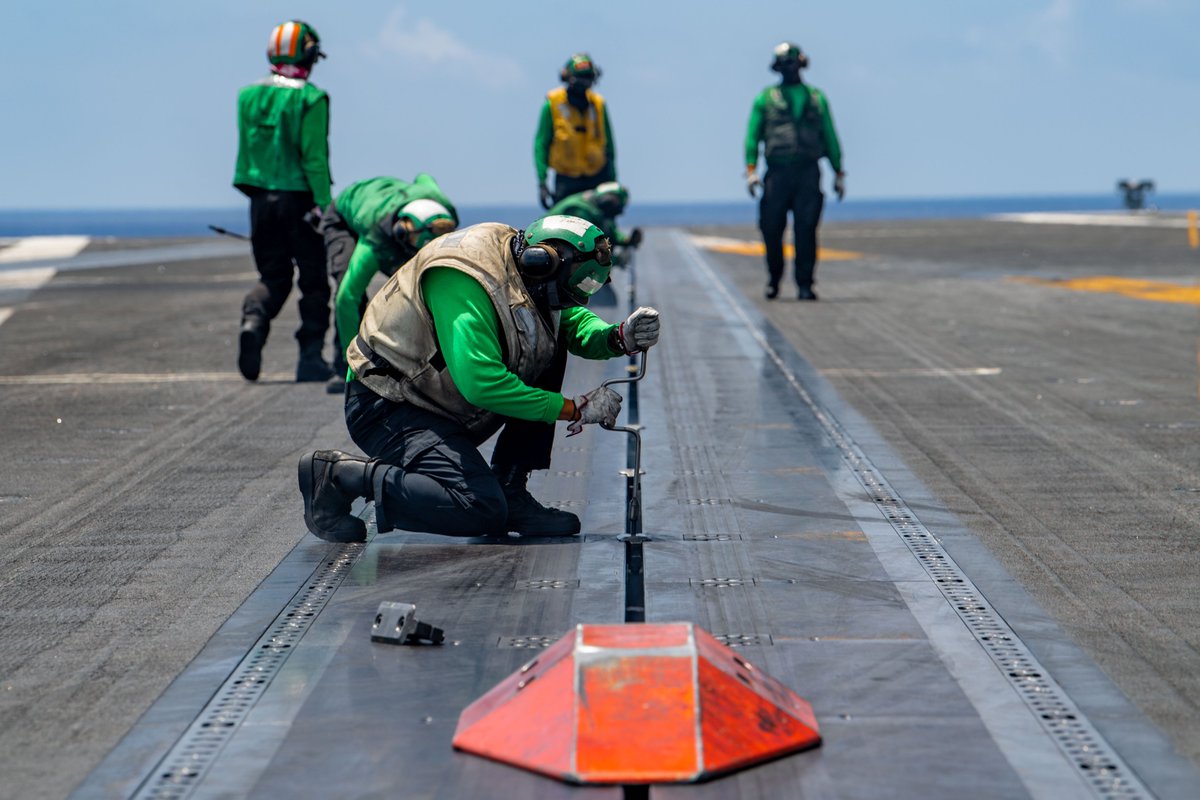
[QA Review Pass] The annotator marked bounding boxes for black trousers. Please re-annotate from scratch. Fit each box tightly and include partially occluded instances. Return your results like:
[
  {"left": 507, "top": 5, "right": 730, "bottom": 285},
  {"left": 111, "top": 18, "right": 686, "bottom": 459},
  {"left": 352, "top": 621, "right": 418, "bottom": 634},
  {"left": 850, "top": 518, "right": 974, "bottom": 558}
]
[
  {"left": 243, "top": 190, "right": 329, "bottom": 350},
  {"left": 758, "top": 161, "right": 825, "bottom": 291},
  {"left": 552, "top": 164, "right": 615, "bottom": 204},
  {"left": 343, "top": 333, "right": 568, "bottom": 536},
  {"left": 321, "top": 205, "right": 364, "bottom": 375},
  {"left": 345, "top": 382, "right": 508, "bottom": 536}
]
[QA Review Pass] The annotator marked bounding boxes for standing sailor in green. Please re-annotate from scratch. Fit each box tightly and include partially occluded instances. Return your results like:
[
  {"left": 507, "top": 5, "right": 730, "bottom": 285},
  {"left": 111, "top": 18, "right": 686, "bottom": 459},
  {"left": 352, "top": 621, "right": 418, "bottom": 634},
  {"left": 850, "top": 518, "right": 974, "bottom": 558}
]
[
  {"left": 534, "top": 54, "right": 616, "bottom": 209},
  {"left": 233, "top": 20, "right": 334, "bottom": 381},
  {"left": 745, "top": 42, "right": 844, "bottom": 301},
  {"left": 297, "top": 216, "right": 662, "bottom": 542},
  {"left": 322, "top": 174, "right": 458, "bottom": 393},
  {"left": 547, "top": 181, "right": 642, "bottom": 254}
]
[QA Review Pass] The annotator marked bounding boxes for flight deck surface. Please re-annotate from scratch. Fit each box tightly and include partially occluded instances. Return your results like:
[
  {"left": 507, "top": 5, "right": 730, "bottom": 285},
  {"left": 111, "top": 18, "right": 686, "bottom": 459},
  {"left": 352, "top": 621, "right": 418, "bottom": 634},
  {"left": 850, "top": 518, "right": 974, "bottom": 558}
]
[{"left": 1, "top": 218, "right": 1198, "bottom": 798}]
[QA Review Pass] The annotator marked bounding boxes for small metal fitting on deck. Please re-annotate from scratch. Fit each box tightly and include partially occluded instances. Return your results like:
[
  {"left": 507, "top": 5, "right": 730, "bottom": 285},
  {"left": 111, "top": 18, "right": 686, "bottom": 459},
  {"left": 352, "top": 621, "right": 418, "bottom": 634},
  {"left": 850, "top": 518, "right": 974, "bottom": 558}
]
[{"left": 370, "top": 601, "right": 445, "bottom": 645}]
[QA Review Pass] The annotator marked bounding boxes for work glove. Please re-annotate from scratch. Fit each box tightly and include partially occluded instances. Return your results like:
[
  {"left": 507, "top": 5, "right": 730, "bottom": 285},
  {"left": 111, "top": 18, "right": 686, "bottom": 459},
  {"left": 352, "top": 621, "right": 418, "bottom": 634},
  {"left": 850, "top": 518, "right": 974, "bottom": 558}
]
[
  {"left": 538, "top": 182, "right": 553, "bottom": 210},
  {"left": 567, "top": 385, "right": 623, "bottom": 436},
  {"left": 834, "top": 172, "right": 846, "bottom": 202},
  {"left": 619, "top": 306, "right": 661, "bottom": 354},
  {"left": 626, "top": 227, "right": 644, "bottom": 249},
  {"left": 302, "top": 205, "right": 324, "bottom": 233},
  {"left": 746, "top": 169, "right": 763, "bottom": 199}
]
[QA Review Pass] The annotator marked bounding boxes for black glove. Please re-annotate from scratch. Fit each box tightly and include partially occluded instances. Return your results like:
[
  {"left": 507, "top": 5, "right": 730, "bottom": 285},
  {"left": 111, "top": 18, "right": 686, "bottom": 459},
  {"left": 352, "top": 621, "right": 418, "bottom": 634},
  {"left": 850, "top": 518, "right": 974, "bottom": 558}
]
[
  {"left": 538, "top": 182, "right": 553, "bottom": 210},
  {"left": 302, "top": 205, "right": 323, "bottom": 233},
  {"left": 626, "top": 228, "right": 643, "bottom": 249}
]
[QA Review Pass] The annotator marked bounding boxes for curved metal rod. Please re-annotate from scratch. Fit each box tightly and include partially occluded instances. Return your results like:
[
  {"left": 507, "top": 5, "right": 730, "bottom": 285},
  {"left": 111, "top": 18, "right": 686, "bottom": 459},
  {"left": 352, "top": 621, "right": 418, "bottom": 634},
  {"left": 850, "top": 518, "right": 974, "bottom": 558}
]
[
  {"left": 601, "top": 351, "right": 647, "bottom": 535},
  {"left": 600, "top": 348, "right": 646, "bottom": 392}
]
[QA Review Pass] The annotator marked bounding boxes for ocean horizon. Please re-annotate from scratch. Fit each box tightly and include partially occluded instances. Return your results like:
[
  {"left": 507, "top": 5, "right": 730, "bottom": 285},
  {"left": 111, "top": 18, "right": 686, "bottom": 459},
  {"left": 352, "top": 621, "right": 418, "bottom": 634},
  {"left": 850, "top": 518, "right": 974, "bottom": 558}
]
[{"left": 3, "top": 192, "right": 1200, "bottom": 238}]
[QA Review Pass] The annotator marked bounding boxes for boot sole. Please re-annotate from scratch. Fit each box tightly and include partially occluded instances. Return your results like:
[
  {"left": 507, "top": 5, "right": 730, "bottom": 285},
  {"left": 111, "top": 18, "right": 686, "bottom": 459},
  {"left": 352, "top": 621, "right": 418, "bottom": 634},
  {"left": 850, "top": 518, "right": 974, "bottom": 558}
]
[{"left": 297, "top": 453, "right": 366, "bottom": 543}]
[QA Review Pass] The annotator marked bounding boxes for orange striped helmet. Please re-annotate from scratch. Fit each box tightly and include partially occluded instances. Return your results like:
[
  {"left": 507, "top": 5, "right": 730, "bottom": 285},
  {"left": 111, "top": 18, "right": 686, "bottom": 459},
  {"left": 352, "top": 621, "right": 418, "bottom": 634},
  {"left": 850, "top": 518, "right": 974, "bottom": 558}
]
[{"left": 266, "top": 21, "right": 324, "bottom": 66}]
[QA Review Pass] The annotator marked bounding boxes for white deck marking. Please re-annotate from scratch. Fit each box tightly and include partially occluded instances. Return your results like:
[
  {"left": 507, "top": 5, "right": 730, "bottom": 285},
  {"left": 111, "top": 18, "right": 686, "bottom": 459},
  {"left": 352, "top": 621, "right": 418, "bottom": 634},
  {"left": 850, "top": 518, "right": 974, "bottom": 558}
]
[
  {"left": 820, "top": 366, "right": 1002, "bottom": 378},
  {"left": 0, "top": 236, "right": 90, "bottom": 263},
  {"left": 0, "top": 372, "right": 294, "bottom": 385},
  {"left": 991, "top": 212, "right": 1189, "bottom": 228}
]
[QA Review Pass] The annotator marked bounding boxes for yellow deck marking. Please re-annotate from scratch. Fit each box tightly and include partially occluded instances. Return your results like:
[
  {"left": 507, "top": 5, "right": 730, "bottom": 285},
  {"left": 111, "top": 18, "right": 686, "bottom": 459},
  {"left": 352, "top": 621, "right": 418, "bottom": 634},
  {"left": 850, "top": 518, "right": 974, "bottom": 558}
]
[
  {"left": 764, "top": 466, "right": 823, "bottom": 475},
  {"left": 689, "top": 234, "right": 862, "bottom": 261},
  {"left": 1010, "top": 275, "right": 1200, "bottom": 306},
  {"left": 771, "top": 530, "right": 867, "bottom": 541}
]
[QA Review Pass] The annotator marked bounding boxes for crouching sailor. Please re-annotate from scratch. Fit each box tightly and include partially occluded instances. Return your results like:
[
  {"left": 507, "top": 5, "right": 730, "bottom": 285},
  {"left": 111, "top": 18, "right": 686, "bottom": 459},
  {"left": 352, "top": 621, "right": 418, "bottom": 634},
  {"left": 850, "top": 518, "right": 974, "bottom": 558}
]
[{"left": 298, "top": 215, "right": 661, "bottom": 541}]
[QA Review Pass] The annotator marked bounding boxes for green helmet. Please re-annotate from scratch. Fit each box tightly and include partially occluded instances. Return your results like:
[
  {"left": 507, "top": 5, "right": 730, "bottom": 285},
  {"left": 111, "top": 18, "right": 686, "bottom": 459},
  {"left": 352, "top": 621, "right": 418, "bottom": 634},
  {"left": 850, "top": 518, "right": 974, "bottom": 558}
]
[
  {"left": 771, "top": 41, "right": 808, "bottom": 71},
  {"left": 593, "top": 181, "right": 629, "bottom": 215},
  {"left": 560, "top": 53, "right": 601, "bottom": 83},
  {"left": 519, "top": 214, "right": 613, "bottom": 307},
  {"left": 393, "top": 198, "right": 457, "bottom": 250},
  {"left": 267, "top": 21, "right": 325, "bottom": 66}
]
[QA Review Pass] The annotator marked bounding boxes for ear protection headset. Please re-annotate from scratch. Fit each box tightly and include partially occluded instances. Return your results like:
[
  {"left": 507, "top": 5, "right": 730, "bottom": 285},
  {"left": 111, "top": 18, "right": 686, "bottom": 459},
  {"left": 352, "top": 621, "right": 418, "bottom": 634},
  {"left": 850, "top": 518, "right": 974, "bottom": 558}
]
[
  {"left": 517, "top": 239, "right": 564, "bottom": 280},
  {"left": 771, "top": 44, "right": 809, "bottom": 72},
  {"left": 515, "top": 235, "right": 613, "bottom": 280},
  {"left": 561, "top": 55, "right": 601, "bottom": 84}
]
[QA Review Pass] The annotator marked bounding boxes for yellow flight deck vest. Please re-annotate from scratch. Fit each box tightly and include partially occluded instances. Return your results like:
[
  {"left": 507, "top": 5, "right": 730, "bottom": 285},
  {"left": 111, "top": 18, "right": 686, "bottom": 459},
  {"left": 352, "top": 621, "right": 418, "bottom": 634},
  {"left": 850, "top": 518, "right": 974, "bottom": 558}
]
[
  {"left": 546, "top": 87, "right": 608, "bottom": 178},
  {"left": 347, "top": 223, "right": 560, "bottom": 437}
]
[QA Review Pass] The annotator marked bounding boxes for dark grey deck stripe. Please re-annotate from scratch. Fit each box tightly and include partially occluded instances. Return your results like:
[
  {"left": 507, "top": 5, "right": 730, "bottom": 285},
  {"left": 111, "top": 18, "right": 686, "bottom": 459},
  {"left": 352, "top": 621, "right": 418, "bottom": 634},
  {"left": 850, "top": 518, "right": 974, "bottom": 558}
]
[{"left": 674, "top": 230, "right": 1152, "bottom": 800}]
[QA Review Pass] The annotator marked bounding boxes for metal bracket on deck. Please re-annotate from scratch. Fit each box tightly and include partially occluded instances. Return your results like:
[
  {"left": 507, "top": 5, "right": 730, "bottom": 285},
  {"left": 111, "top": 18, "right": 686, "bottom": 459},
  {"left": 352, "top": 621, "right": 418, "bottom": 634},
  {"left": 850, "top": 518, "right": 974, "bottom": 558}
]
[{"left": 370, "top": 601, "right": 445, "bottom": 645}]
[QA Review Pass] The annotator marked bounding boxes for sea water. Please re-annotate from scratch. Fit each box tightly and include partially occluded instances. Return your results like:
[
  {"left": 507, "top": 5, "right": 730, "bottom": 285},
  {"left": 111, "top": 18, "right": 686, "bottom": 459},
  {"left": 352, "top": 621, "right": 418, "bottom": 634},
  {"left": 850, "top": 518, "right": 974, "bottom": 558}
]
[{"left": 3, "top": 194, "right": 1200, "bottom": 238}]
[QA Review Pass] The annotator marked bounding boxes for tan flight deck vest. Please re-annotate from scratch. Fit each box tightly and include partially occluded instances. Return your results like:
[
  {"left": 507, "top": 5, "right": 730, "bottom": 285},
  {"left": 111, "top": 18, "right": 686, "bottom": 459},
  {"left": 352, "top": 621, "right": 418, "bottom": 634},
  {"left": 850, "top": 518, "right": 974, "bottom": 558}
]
[
  {"left": 547, "top": 86, "right": 608, "bottom": 178},
  {"left": 347, "top": 223, "right": 560, "bottom": 436}
]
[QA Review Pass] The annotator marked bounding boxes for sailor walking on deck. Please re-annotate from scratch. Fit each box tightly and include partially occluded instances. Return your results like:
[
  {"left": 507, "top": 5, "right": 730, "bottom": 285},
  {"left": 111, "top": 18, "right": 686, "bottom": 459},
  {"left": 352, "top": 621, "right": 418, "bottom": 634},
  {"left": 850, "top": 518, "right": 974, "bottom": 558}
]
[
  {"left": 535, "top": 54, "right": 617, "bottom": 209},
  {"left": 321, "top": 174, "right": 458, "bottom": 394},
  {"left": 745, "top": 42, "right": 845, "bottom": 301},
  {"left": 233, "top": 20, "right": 334, "bottom": 382},
  {"left": 298, "top": 216, "right": 661, "bottom": 541}
]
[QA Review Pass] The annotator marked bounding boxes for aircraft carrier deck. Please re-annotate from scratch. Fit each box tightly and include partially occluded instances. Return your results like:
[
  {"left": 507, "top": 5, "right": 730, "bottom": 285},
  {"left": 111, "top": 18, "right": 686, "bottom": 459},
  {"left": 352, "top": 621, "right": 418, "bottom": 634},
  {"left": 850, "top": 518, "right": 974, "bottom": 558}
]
[{"left": 1, "top": 215, "right": 1199, "bottom": 798}]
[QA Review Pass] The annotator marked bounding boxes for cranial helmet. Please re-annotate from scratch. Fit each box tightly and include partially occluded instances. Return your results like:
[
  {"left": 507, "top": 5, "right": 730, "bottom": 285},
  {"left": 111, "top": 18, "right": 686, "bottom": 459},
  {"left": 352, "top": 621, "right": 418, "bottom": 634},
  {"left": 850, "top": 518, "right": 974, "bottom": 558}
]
[
  {"left": 561, "top": 53, "right": 601, "bottom": 85},
  {"left": 392, "top": 198, "right": 457, "bottom": 251},
  {"left": 771, "top": 41, "right": 808, "bottom": 71},
  {"left": 593, "top": 181, "right": 629, "bottom": 216},
  {"left": 517, "top": 215, "right": 613, "bottom": 308},
  {"left": 267, "top": 21, "right": 325, "bottom": 66}
]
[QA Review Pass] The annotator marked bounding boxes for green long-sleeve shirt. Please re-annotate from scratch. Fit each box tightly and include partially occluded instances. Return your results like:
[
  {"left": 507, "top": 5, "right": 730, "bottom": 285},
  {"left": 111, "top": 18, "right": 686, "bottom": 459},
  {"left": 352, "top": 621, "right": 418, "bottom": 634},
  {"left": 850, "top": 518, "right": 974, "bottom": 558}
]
[
  {"left": 233, "top": 76, "right": 332, "bottom": 207},
  {"left": 422, "top": 267, "right": 621, "bottom": 423},
  {"left": 533, "top": 97, "right": 617, "bottom": 184},
  {"left": 546, "top": 193, "right": 631, "bottom": 246},
  {"left": 744, "top": 82, "right": 842, "bottom": 174},
  {"left": 334, "top": 175, "right": 457, "bottom": 353}
]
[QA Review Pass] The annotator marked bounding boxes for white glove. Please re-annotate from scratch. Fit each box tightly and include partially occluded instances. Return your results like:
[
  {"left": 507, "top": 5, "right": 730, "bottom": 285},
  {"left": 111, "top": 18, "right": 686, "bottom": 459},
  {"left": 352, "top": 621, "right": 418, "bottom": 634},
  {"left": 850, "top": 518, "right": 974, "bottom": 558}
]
[
  {"left": 746, "top": 171, "right": 763, "bottom": 198},
  {"left": 619, "top": 306, "right": 661, "bottom": 354},
  {"left": 567, "top": 386, "right": 623, "bottom": 436}
]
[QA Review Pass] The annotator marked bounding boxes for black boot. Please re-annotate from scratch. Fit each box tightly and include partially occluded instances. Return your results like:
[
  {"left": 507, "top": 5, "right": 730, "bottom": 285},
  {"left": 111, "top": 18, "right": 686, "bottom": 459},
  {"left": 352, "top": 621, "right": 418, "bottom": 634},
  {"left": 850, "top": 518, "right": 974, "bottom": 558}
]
[
  {"left": 298, "top": 450, "right": 373, "bottom": 542},
  {"left": 238, "top": 319, "right": 265, "bottom": 381},
  {"left": 493, "top": 464, "right": 581, "bottom": 536},
  {"left": 296, "top": 343, "right": 333, "bottom": 383}
]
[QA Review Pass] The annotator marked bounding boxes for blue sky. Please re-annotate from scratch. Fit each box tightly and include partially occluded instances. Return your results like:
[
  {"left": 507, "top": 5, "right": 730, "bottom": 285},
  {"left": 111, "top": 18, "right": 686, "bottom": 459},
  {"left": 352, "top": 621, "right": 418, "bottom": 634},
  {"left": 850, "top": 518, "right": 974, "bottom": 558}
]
[{"left": 3, "top": 0, "right": 1197, "bottom": 208}]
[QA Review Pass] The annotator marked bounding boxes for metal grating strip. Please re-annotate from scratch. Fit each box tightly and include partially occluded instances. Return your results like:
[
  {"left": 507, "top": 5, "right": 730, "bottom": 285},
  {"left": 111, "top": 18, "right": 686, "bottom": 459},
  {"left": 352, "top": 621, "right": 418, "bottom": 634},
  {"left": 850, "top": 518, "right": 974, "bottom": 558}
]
[
  {"left": 497, "top": 635, "right": 558, "bottom": 649},
  {"left": 712, "top": 633, "right": 774, "bottom": 647},
  {"left": 514, "top": 578, "right": 579, "bottom": 590},
  {"left": 679, "top": 231, "right": 1151, "bottom": 800},
  {"left": 132, "top": 542, "right": 367, "bottom": 800},
  {"left": 690, "top": 577, "right": 757, "bottom": 588}
]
